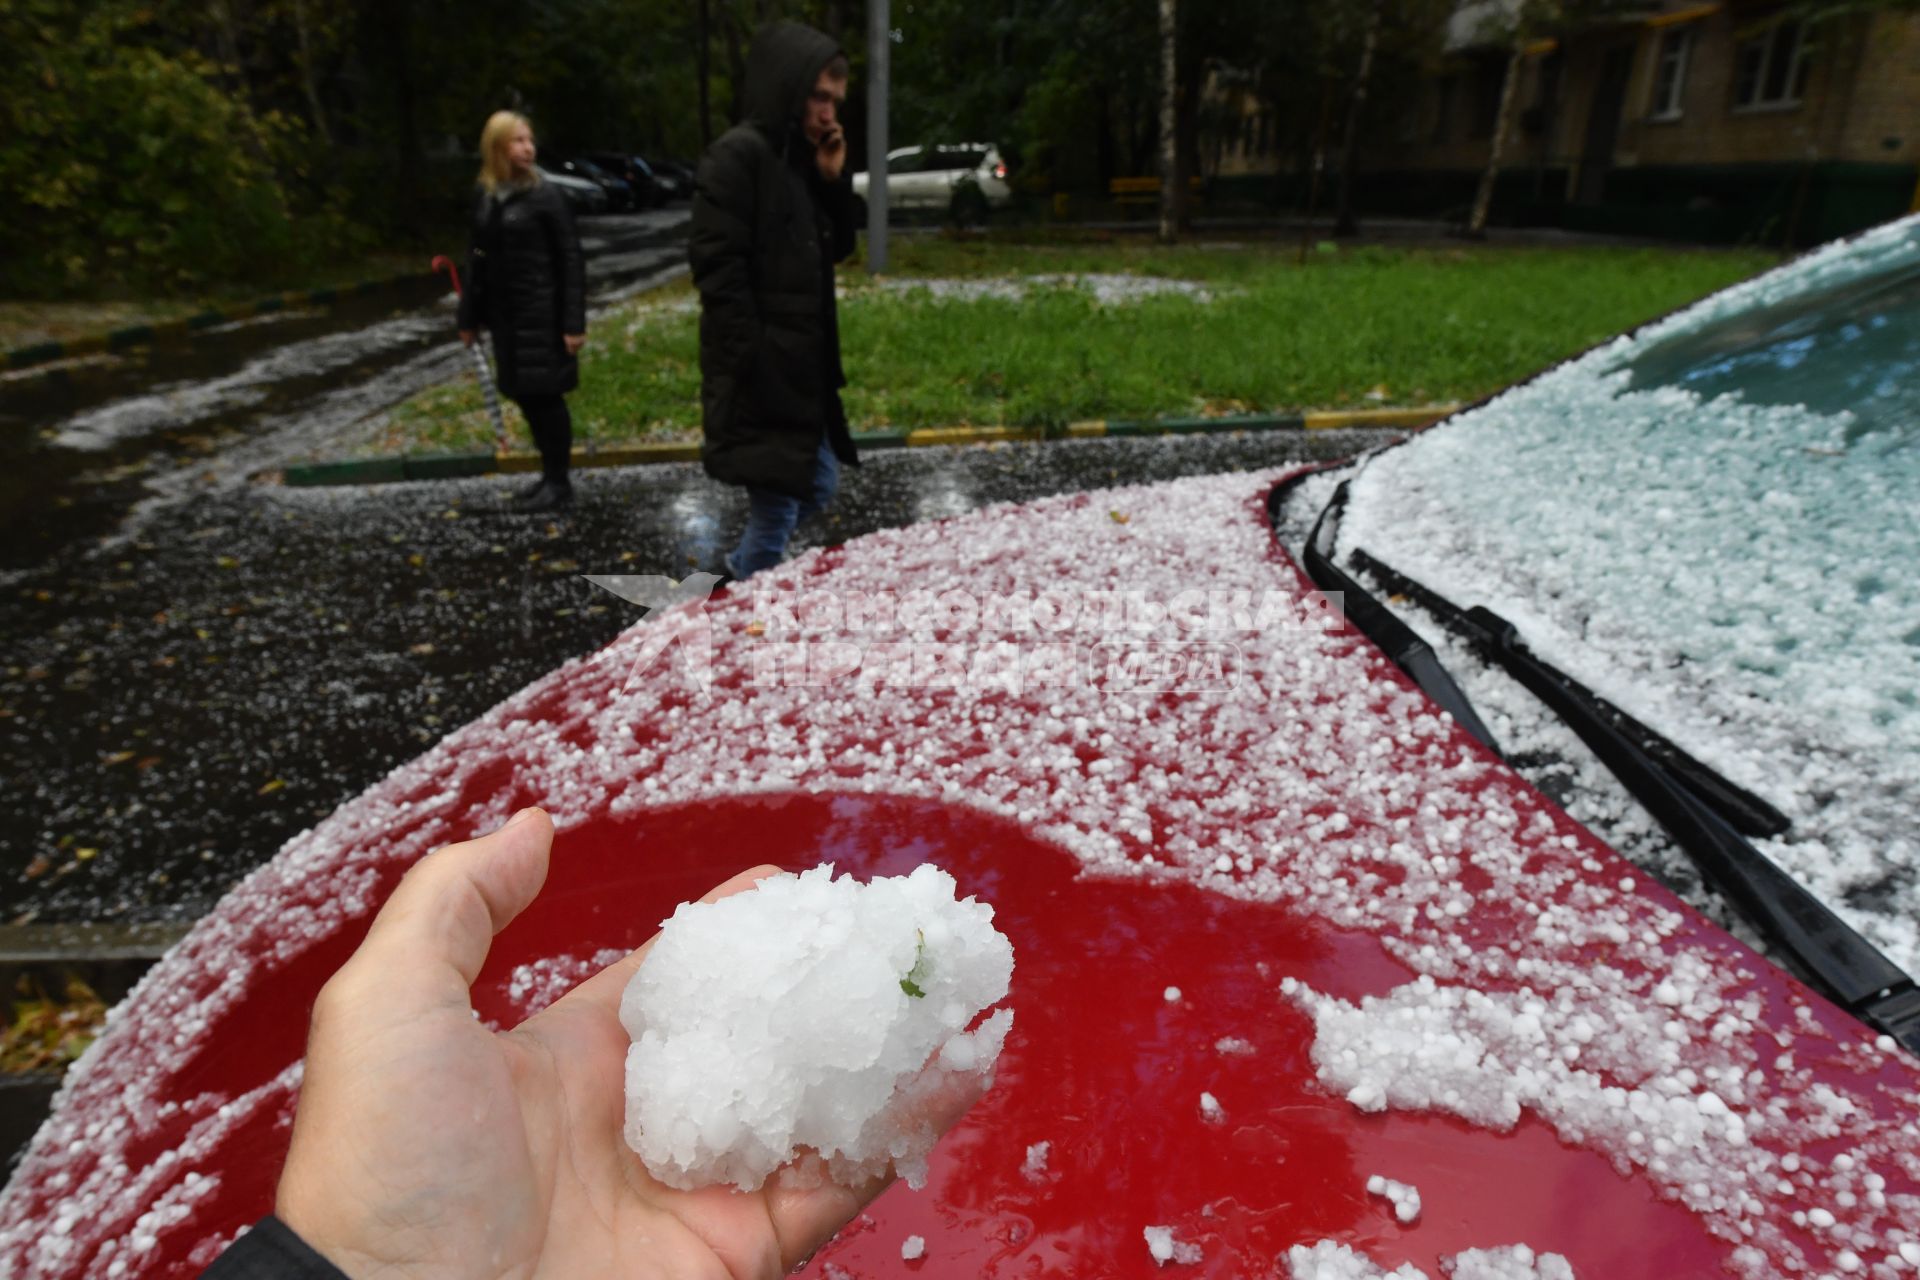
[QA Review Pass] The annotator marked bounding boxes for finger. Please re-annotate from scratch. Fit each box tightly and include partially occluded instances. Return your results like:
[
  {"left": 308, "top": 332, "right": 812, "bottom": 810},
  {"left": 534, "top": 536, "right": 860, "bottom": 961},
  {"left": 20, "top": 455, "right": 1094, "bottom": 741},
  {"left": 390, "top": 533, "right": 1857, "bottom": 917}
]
[
  {"left": 345, "top": 807, "right": 554, "bottom": 1011},
  {"left": 541, "top": 863, "right": 784, "bottom": 1025}
]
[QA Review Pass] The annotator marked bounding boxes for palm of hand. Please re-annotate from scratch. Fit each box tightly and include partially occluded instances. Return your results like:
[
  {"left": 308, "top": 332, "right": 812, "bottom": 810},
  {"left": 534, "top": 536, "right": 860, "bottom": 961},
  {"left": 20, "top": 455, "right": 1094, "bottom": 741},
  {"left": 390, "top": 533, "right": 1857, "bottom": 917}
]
[{"left": 277, "top": 843, "right": 879, "bottom": 1280}]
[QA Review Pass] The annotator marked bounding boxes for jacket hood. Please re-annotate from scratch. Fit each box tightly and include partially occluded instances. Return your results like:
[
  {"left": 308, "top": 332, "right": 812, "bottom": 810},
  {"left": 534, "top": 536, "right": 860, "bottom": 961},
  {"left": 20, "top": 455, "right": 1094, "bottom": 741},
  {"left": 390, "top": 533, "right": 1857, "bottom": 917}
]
[{"left": 742, "top": 20, "right": 843, "bottom": 140}]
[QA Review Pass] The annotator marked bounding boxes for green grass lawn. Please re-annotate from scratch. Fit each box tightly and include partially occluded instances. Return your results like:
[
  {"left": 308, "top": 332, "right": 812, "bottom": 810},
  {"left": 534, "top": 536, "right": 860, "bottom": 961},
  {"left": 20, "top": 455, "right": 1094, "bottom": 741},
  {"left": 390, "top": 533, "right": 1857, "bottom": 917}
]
[{"left": 370, "top": 236, "right": 1779, "bottom": 456}]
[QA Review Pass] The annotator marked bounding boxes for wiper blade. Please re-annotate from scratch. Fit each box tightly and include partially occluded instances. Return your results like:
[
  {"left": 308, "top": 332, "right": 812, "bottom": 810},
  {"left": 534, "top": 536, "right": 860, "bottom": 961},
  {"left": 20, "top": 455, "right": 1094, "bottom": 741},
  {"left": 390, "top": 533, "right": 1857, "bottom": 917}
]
[
  {"left": 1354, "top": 551, "right": 1919, "bottom": 1055},
  {"left": 1298, "top": 483, "right": 1503, "bottom": 755},
  {"left": 1348, "top": 548, "right": 1789, "bottom": 840}
]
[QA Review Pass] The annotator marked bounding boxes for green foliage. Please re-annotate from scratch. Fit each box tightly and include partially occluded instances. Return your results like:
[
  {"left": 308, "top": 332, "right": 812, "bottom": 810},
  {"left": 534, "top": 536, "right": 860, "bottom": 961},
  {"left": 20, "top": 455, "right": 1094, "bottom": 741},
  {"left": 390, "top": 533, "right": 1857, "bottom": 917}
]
[{"left": 0, "top": 0, "right": 360, "bottom": 294}]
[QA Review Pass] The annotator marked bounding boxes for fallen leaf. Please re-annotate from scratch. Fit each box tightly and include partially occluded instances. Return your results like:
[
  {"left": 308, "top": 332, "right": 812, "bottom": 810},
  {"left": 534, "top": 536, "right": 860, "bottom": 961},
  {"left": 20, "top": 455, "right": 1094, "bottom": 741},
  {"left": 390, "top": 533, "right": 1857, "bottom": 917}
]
[
  {"left": 73, "top": 847, "right": 98, "bottom": 862},
  {"left": 257, "top": 779, "right": 286, "bottom": 796},
  {"left": 409, "top": 642, "right": 436, "bottom": 656},
  {"left": 103, "top": 751, "right": 135, "bottom": 766},
  {"left": 24, "top": 855, "right": 51, "bottom": 879},
  {"left": 1109, "top": 510, "right": 1131, "bottom": 524},
  {"left": 745, "top": 620, "right": 766, "bottom": 637},
  {"left": 216, "top": 555, "right": 239, "bottom": 569},
  {"left": 408, "top": 553, "right": 425, "bottom": 568}
]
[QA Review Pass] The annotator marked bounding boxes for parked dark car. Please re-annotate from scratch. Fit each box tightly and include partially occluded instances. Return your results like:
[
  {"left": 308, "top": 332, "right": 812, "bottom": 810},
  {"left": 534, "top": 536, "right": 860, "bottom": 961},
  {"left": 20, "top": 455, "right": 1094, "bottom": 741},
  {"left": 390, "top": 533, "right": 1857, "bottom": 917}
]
[
  {"left": 533, "top": 163, "right": 608, "bottom": 215},
  {"left": 644, "top": 156, "right": 695, "bottom": 201},
  {"left": 586, "top": 153, "right": 664, "bottom": 209},
  {"left": 551, "top": 156, "right": 634, "bottom": 212}
]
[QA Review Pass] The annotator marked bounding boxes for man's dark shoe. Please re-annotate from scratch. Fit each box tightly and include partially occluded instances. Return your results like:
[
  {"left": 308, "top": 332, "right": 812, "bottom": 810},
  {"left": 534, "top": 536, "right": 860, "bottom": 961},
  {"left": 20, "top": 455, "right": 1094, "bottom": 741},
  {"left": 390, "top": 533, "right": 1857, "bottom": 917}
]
[
  {"left": 513, "top": 476, "right": 545, "bottom": 501},
  {"left": 515, "top": 481, "right": 574, "bottom": 513}
]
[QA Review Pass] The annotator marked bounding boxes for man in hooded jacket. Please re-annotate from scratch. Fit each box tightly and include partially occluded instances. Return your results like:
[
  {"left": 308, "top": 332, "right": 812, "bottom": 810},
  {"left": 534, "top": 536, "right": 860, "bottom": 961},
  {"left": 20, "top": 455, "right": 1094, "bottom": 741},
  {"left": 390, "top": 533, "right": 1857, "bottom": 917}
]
[{"left": 691, "top": 20, "right": 859, "bottom": 581}]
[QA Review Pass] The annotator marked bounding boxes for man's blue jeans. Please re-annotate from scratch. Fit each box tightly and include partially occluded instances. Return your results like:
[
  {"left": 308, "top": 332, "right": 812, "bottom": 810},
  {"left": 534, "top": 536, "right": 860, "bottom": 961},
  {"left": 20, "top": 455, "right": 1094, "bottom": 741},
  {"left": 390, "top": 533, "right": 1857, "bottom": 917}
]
[{"left": 727, "top": 439, "right": 840, "bottom": 580}]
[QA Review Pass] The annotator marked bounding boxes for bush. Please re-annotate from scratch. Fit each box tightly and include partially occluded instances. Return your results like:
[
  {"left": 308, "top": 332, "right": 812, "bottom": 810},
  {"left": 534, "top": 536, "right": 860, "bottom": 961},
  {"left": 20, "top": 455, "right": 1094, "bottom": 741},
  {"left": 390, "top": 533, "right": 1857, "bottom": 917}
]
[{"left": 0, "top": 1, "right": 348, "bottom": 296}]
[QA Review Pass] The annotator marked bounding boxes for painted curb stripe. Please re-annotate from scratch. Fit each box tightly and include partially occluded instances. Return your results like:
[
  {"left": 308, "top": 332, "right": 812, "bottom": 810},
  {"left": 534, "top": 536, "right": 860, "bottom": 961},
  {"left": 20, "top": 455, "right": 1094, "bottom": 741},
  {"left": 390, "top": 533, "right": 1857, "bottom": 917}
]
[
  {"left": 1301, "top": 404, "right": 1460, "bottom": 430},
  {"left": 279, "top": 406, "right": 1461, "bottom": 488}
]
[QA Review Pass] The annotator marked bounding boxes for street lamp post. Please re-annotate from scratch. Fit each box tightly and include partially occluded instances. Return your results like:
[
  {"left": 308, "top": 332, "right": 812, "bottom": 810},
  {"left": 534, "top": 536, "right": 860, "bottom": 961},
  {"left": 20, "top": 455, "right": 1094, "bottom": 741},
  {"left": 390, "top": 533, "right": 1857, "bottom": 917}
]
[{"left": 868, "top": 0, "right": 890, "bottom": 275}]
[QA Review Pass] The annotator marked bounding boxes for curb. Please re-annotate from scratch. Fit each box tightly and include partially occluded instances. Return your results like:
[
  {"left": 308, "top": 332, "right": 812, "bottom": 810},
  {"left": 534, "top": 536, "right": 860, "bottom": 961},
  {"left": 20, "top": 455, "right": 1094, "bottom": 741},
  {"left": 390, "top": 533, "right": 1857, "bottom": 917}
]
[
  {"left": 4, "top": 272, "right": 445, "bottom": 373},
  {"left": 278, "top": 405, "right": 1459, "bottom": 489}
]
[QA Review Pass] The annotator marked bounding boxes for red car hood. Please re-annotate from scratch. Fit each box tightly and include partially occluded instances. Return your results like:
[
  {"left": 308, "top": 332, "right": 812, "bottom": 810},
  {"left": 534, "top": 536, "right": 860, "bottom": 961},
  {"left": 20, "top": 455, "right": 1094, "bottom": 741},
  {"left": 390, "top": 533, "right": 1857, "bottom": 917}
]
[{"left": 2, "top": 469, "right": 1915, "bottom": 1277}]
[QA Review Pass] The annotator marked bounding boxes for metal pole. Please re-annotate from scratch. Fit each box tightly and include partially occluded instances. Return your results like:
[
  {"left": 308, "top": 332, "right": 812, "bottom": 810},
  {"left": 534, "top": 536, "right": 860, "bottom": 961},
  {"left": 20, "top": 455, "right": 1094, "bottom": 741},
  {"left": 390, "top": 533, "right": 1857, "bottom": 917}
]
[{"left": 867, "top": 0, "right": 890, "bottom": 274}]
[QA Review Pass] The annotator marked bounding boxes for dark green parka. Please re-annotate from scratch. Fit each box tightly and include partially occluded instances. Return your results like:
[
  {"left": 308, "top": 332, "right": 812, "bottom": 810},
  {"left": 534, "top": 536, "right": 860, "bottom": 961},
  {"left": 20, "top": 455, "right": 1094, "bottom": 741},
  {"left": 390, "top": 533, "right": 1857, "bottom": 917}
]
[{"left": 690, "top": 21, "right": 859, "bottom": 499}]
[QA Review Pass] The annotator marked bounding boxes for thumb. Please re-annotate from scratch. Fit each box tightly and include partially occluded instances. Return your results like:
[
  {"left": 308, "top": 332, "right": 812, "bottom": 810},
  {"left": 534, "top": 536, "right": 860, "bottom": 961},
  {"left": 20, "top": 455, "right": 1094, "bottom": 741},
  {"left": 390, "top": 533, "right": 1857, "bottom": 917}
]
[{"left": 347, "top": 807, "right": 554, "bottom": 1012}]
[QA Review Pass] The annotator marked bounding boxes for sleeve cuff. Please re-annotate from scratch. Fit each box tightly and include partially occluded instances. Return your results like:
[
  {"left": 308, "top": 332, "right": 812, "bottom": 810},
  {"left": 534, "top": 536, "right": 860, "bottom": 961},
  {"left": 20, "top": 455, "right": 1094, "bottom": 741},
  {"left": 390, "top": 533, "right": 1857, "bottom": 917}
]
[{"left": 200, "top": 1214, "right": 349, "bottom": 1279}]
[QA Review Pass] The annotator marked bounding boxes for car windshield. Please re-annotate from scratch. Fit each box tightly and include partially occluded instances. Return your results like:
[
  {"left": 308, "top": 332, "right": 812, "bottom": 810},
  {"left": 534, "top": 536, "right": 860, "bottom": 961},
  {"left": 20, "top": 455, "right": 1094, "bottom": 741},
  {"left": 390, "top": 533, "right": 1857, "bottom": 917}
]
[
  {"left": 1619, "top": 249, "right": 1920, "bottom": 444},
  {"left": 1333, "top": 216, "right": 1920, "bottom": 973}
]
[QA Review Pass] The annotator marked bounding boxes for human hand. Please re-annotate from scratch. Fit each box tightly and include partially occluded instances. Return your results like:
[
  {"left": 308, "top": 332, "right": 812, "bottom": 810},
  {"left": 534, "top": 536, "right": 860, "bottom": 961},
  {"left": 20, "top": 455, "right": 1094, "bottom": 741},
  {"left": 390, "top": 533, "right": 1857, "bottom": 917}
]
[
  {"left": 815, "top": 125, "right": 846, "bottom": 182},
  {"left": 277, "top": 808, "right": 966, "bottom": 1278},
  {"left": 459, "top": 330, "right": 476, "bottom": 348},
  {"left": 564, "top": 333, "right": 586, "bottom": 356}
]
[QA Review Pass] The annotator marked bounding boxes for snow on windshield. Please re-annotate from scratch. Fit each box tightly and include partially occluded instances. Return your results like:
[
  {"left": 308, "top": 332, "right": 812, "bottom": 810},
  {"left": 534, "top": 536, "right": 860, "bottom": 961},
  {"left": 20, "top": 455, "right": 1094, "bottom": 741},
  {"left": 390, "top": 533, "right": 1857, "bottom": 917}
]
[{"left": 1337, "top": 214, "right": 1920, "bottom": 976}]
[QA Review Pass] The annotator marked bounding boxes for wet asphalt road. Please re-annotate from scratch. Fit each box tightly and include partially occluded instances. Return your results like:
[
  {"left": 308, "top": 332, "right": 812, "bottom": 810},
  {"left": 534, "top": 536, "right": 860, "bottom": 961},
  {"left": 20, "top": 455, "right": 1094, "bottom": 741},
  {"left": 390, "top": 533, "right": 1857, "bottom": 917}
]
[
  {"left": 0, "top": 220, "right": 1399, "bottom": 924},
  {"left": 3, "top": 431, "right": 1397, "bottom": 925},
  {"left": 0, "top": 209, "right": 693, "bottom": 582}
]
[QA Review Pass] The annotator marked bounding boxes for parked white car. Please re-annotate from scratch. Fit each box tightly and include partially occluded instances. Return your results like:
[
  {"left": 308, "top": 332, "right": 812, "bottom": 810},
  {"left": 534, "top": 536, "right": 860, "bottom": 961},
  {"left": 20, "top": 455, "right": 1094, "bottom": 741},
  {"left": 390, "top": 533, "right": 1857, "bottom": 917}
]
[{"left": 853, "top": 143, "right": 1012, "bottom": 224}]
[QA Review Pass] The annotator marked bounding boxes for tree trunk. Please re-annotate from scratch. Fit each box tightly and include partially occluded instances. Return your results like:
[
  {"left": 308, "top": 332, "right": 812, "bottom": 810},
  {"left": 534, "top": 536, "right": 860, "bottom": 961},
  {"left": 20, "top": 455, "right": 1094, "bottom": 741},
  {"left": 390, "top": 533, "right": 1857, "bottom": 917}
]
[
  {"left": 291, "top": 0, "right": 334, "bottom": 146},
  {"left": 697, "top": 0, "right": 712, "bottom": 147},
  {"left": 1468, "top": 39, "right": 1525, "bottom": 236},
  {"left": 1298, "top": 76, "right": 1333, "bottom": 265},
  {"left": 1157, "top": 0, "right": 1177, "bottom": 244},
  {"left": 1333, "top": 0, "right": 1383, "bottom": 237},
  {"left": 723, "top": 1, "right": 748, "bottom": 125}
]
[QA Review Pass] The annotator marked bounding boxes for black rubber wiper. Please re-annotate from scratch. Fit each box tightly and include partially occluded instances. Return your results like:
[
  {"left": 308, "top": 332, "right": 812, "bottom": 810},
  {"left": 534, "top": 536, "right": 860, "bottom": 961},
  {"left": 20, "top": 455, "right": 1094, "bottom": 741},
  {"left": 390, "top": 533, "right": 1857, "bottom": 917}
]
[
  {"left": 1351, "top": 552, "right": 1920, "bottom": 1055},
  {"left": 1295, "top": 481, "right": 1503, "bottom": 755},
  {"left": 1349, "top": 549, "right": 1789, "bottom": 841}
]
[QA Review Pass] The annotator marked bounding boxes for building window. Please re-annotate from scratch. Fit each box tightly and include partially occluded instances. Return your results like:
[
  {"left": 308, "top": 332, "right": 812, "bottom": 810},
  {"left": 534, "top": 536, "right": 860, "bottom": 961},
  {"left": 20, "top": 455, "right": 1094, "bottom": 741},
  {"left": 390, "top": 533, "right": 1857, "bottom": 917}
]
[
  {"left": 1648, "top": 27, "right": 1692, "bottom": 120},
  {"left": 1733, "top": 18, "right": 1812, "bottom": 110}
]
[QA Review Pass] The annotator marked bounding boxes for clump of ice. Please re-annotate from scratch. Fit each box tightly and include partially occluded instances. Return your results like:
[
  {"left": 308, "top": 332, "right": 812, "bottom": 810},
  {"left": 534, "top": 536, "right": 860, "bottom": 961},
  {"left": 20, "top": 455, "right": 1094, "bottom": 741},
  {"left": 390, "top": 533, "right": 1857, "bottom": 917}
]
[
  {"left": 1442, "top": 1244, "right": 1575, "bottom": 1279},
  {"left": 1289, "top": 1242, "right": 1573, "bottom": 1280},
  {"left": 901, "top": 1234, "right": 926, "bottom": 1260},
  {"left": 1164, "top": 985, "right": 1183, "bottom": 1002},
  {"left": 1288, "top": 1240, "right": 1430, "bottom": 1279},
  {"left": 1144, "top": 1225, "right": 1204, "bottom": 1266},
  {"left": 1021, "top": 1140, "right": 1052, "bottom": 1183},
  {"left": 618, "top": 862, "right": 1014, "bottom": 1192},
  {"left": 1199, "top": 1091, "right": 1225, "bottom": 1123},
  {"left": 1367, "top": 1174, "right": 1422, "bottom": 1224}
]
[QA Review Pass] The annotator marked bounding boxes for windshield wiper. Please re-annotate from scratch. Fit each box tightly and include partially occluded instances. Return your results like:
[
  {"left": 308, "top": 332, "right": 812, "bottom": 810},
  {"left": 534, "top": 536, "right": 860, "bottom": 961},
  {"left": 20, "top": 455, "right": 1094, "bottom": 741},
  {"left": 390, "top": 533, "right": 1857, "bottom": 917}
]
[
  {"left": 1349, "top": 547, "right": 1789, "bottom": 841},
  {"left": 1279, "top": 477, "right": 1920, "bottom": 1055},
  {"left": 1292, "top": 481, "right": 1503, "bottom": 754}
]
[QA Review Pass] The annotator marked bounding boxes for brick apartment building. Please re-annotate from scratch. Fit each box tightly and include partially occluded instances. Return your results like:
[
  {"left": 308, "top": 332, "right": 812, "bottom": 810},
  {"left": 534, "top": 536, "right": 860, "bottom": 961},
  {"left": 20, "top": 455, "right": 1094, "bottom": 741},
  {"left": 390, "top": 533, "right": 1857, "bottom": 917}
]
[
  {"left": 1391, "top": 0, "right": 1920, "bottom": 242},
  {"left": 1203, "top": 1, "right": 1919, "bottom": 243}
]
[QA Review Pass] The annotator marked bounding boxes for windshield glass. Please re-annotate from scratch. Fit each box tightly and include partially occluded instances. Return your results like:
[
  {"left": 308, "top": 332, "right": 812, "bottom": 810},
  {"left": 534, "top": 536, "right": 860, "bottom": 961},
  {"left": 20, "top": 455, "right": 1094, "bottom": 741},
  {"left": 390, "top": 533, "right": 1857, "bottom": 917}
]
[
  {"left": 1334, "top": 216, "right": 1920, "bottom": 974},
  {"left": 1621, "top": 250, "right": 1920, "bottom": 447}
]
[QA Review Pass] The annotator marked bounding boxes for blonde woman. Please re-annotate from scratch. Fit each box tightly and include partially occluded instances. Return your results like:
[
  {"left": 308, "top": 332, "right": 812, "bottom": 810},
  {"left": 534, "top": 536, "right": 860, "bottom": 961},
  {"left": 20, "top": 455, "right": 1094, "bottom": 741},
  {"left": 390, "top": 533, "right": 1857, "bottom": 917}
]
[{"left": 458, "top": 111, "right": 587, "bottom": 512}]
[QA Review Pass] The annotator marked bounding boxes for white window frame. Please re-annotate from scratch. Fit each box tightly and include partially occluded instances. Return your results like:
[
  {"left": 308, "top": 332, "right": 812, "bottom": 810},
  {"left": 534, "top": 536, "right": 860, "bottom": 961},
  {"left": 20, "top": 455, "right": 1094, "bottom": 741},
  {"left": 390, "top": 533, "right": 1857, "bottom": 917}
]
[
  {"left": 1733, "top": 18, "right": 1811, "bottom": 112},
  {"left": 1647, "top": 26, "right": 1693, "bottom": 121}
]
